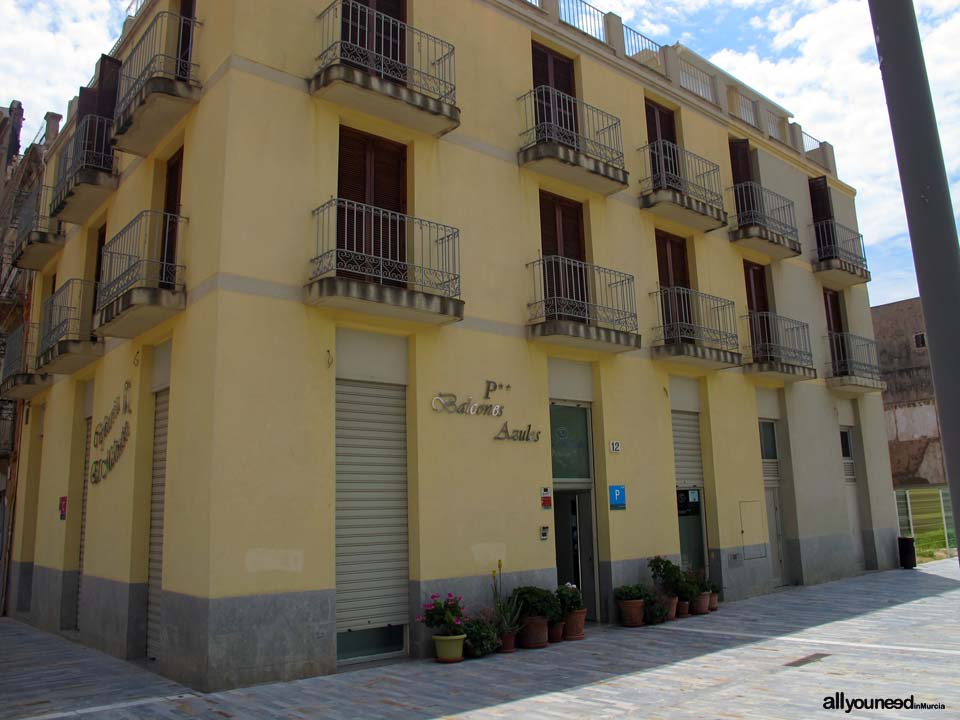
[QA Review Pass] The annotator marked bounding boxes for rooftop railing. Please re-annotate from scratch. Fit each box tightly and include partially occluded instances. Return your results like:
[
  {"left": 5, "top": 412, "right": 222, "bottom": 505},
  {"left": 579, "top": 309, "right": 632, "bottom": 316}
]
[
  {"left": 639, "top": 139, "right": 724, "bottom": 210},
  {"left": 743, "top": 311, "right": 813, "bottom": 367},
  {"left": 623, "top": 24, "right": 664, "bottom": 74},
  {"left": 651, "top": 286, "right": 738, "bottom": 351},
  {"left": 14, "top": 185, "right": 58, "bottom": 255},
  {"left": 527, "top": 255, "right": 638, "bottom": 332},
  {"left": 802, "top": 131, "right": 822, "bottom": 153},
  {"left": 519, "top": 85, "right": 625, "bottom": 168},
  {"left": 51, "top": 114, "right": 114, "bottom": 213},
  {"left": 812, "top": 219, "right": 868, "bottom": 270},
  {"left": 39, "top": 279, "right": 97, "bottom": 357},
  {"left": 733, "top": 94, "right": 758, "bottom": 127},
  {"left": 317, "top": 0, "right": 456, "bottom": 104},
  {"left": 679, "top": 60, "right": 715, "bottom": 103},
  {"left": 1, "top": 323, "right": 38, "bottom": 383},
  {"left": 731, "top": 182, "right": 799, "bottom": 241},
  {"left": 97, "top": 210, "right": 186, "bottom": 310},
  {"left": 827, "top": 332, "right": 882, "bottom": 381},
  {"left": 116, "top": 12, "right": 201, "bottom": 122},
  {"left": 560, "top": 0, "right": 606, "bottom": 42},
  {"left": 766, "top": 110, "right": 786, "bottom": 143},
  {"left": 311, "top": 198, "right": 461, "bottom": 298}
]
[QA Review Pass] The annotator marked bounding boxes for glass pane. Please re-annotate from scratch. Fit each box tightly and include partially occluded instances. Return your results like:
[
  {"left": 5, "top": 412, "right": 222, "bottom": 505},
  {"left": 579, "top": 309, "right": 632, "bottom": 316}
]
[
  {"left": 840, "top": 430, "right": 852, "bottom": 459},
  {"left": 337, "top": 625, "right": 405, "bottom": 661},
  {"left": 759, "top": 421, "right": 778, "bottom": 460},
  {"left": 677, "top": 490, "right": 705, "bottom": 572},
  {"left": 896, "top": 490, "right": 911, "bottom": 537},
  {"left": 943, "top": 489, "right": 955, "bottom": 549},
  {"left": 550, "top": 405, "right": 591, "bottom": 480}
]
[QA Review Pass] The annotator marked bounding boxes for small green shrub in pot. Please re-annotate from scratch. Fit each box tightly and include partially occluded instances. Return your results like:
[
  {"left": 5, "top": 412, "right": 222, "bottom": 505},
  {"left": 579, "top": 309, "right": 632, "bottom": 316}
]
[
  {"left": 510, "top": 586, "right": 561, "bottom": 620},
  {"left": 614, "top": 584, "right": 654, "bottom": 602},
  {"left": 643, "top": 596, "right": 669, "bottom": 625},
  {"left": 463, "top": 613, "right": 500, "bottom": 658},
  {"left": 556, "top": 583, "right": 585, "bottom": 615},
  {"left": 648, "top": 556, "right": 683, "bottom": 597}
]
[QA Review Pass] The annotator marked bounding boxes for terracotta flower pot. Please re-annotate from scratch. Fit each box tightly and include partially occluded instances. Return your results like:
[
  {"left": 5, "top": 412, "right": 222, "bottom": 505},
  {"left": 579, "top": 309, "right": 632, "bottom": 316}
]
[
  {"left": 691, "top": 591, "right": 711, "bottom": 615},
  {"left": 518, "top": 615, "right": 548, "bottom": 649},
  {"left": 499, "top": 633, "right": 517, "bottom": 653},
  {"left": 564, "top": 608, "right": 587, "bottom": 640},
  {"left": 676, "top": 600, "right": 690, "bottom": 618},
  {"left": 433, "top": 634, "right": 466, "bottom": 663},
  {"left": 665, "top": 595, "right": 679, "bottom": 621},
  {"left": 618, "top": 599, "right": 645, "bottom": 627},
  {"left": 548, "top": 621, "right": 565, "bottom": 643},
  {"left": 709, "top": 592, "right": 719, "bottom": 611}
]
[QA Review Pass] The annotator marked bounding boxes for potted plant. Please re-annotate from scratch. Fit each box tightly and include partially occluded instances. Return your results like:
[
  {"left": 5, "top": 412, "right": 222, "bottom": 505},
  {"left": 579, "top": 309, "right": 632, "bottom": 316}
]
[
  {"left": 708, "top": 582, "right": 720, "bottom": 611},
  {"left": 547, "top": 601, "right": 565, "bottom": 644},
  {"left": 675, "top": 574, "right": 698, "bottom": 618},
  {"left": 509, "top": 586, "right": 560, "bottom": 649},
  {"left": 557, "top": 583, "right": 587, "bottom": 640},
  {"left": 643, "top": 594, "right": 669, "bottom": 625},
  {"left": 463, "top": 613, "right": 500, "bottom": 658},
  {"left": 417, "top": 592, "right": 467, "bottom": 663},
  {"left": 648, "top": 556, "right": 682, "bottom": 620},
  {"left": 491, "top": 562, "right": 522, "bottom": 652},
  {"left": 690, "top": 572, "right": 711, "bottom": 615},
  {"left": 614, "top": 584, "right": 651, "bottom": 627}
]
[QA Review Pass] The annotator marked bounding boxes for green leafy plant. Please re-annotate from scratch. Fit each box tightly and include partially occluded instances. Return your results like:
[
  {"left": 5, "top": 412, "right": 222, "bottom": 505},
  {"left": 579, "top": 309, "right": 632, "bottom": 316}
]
[
  {"left": 556, "top": 583, "right": 585, "bottom": 615},
  {"left": 648, "top": 556, "right": 683, "bottom": 597},
  {"left": 491, "top": 561, "right": 522, "bottom": 635},
  {"left": 708, "top": 581, "right": 721, "bottom": 595},
  {"left": 463, "top": 614, "right": 500, "bottom": 658},
  {"left": 675, "top": 573, "right": 700, "bottom": 603},
  {"left": 643, "top": 596, "right": 669, "bottom": 625},
  {"left": 510, "top": 585, "right": 562, "bottom": 622},
  {"left": 417, "top": 592, "right": 466, "bottom": 636},
  {"left": 614, "top": 584, "right": 654, "bottom": 602}
]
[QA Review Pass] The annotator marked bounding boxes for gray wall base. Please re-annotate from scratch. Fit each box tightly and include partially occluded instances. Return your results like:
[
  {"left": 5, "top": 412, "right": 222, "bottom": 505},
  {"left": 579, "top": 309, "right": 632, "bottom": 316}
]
[
  {"left": 708, "top": 544, "right": 776, "bottom": 601},
  {"left": 866, "top": 526, "right": 900, "bottom": 571},
  {"left": 78, "top": 574, "right": 148, "bottom": 659},
  {"left": 30, "top": 565, "right": 79, "bottom": 632},
  {"left": 9, "top": 560, "right": 33, "bottom": 615},
  {"left": 788, "top": 532, "right": 864, "bottom": 586}
]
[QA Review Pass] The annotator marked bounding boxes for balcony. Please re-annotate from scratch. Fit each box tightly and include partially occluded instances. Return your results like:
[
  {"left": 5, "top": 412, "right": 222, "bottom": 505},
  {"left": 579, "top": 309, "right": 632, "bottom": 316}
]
[
  {"left": 311, "top": 0, "right": 459, "bottom": 136},
  {"left": 741, "top": 312, "right": 816, "bottom": 382},
  {"left": 0, "top": 324, "right": 52, "bottom": 400},
  {"left": 517, "top": 87, "right": 628, "bottom": 195},
  {"left": 526, "top": 256, "right": 641, "bottom": 352},
  {"left": 94, "top": 211, "right": 187, "bottom": 338},
  {"left": 729, "top": 182, "right": 800, "bottom": 259},
  {"left": 304, "top": 198, "right": 463, "bottom": 324},
  {"left": 650, "top": 287, "right": 741, "bottom": 368},
  {"left": 50, "top": 114, "right": 117, "bottom": 225},
  {"left": 639, "top": 140, "right": 727, "bottom": 231},
  {"left": 37, "top": 280, "right": 103, "bottom": 374},
  {"left": 811, "top": 221, "right": 870, "bottom": 288},
  {"left": 0, "top": 400, "right": 15, "bottom": 459},
  {"left": 113, "top": 12, "right": 202, "bottom": 157},
  {"left": 13, "top": 185, "right": 65, "bottom": 270},
  {"left": 826, "top": 332, "right": 886, "bottom": 395}
]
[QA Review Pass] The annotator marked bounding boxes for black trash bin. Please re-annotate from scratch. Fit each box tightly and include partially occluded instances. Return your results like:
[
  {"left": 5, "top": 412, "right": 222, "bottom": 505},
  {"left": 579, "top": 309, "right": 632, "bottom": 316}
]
[{"left": 898, "top": 536, "right": 917, "bottom": 569}]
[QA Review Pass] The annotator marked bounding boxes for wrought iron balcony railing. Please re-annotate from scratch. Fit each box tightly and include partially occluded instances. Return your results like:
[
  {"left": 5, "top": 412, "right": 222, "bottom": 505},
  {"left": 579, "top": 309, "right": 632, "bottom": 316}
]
[
  {"left": 731, "top": 182, "right": 799, "bottom": 241},
  {"left": 317, "top": 0, "right": 456, "bottom": 104},
  {"left": 812, "top": 220, "right": 868, "bottom": 270},
  {"left": 519, "top": 86, "right": 625, "bottom": 168},
  {"left": 2, "top": 323, "right": 38, "bottom": 383},
  {"left": 15, "top": 185, "right": 58, "bottom": 255},
  {"left": 116, "top": 12, "right": 201, "bottom": 121},
  {"left": 52, "top": 114, "right": 115, "bottom": 213},
  {"left": 0, "top": 399, "right": 15, "bottom": 455},
  {"left": 39, "top": 279, "right": 98, "bottom": 357},
  {"left": 527, "top": 255, "right": 638, "bottom": 333},
  {"left": 827, "top": 332, "right": 882, "bottom": 381},
  {"left": 742, "top": 312, "right": 813, "bottom": 367},
  {"left": 651, "top": 286, "right": 738, "bottom": 351},
  {"left": 640, "top": 139, "right": 724, "bottom": 211},
  {"left": 311, "top": 198, "right": 460, "bottom": 298},
  {"left": 97, "top": 210, "right": 187, "bottom": 311}
]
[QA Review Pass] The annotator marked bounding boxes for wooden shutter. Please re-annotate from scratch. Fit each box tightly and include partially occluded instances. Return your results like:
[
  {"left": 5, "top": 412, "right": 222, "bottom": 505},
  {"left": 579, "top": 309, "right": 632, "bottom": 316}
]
[
  {"left": 539, "top": 191, "right": 560, "bottom": 257},
  {"left": 551, "top": 53, "right": 575, "bottom": 97},
  {"left": 374, "top": 0, "right": 405, "bottom": 22},
  {"left": 823, "top": 289, "right": 843, "bottom": 333},
  {"left": 743, "top": 261, "right": 769, "bottom": 313},
  {"left": 656, "top": 231, "right": 688, "bottom": 288},
  {"left": 532, "top": 43, "right": 550, "bottom": 89},
  {"left": 95, "top": 55, "right": 122, "bottom": 119},
  {"left": 729, "top": 139, "right": 753, "bottom": 185},
  {"left": 559, "top": 202, "right": 584, "bottom": 261},
  {"left": 372, "top": 138, "right": 406, "bottom": 214},
  {"left": 809, "top": 176, "right": 834, "bottom": 223},
  {"left": 645, "top": 100, "right": 676, "bottom": 144},
  {"left": 338, "top": 128, "right": 370, "bottom": 204}
]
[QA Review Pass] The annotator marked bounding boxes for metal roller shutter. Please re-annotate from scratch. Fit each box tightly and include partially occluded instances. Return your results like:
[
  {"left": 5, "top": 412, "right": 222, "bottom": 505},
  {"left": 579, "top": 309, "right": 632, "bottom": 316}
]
[
  {"left": 76, "top": 416, "right": 93, "bottom": 630},
  {"left": 146, "top": 389, "right": 169, "bottom": 660},
  {"left": 762, "top": 459, "right": 781, "bottom": 485},
  {"left": 335, "top": 379, "right": 408, "bottom": 633},
  {"left": 672, "top": 410, "right": 703, "bottom": 488}
]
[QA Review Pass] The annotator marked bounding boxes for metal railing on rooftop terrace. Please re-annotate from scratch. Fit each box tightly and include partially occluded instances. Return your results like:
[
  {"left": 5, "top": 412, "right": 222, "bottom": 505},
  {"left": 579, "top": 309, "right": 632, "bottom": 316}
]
[
  {"left": 116, "top": 12, "right": 201, "bottom": 122},
  {"left": 1, "top": 323, "right": 38, "bottom": 383},
  {"left": 519, "top": 86, "right": 625, "bottom": 167},
  {"left": 39, "top": 279, "right": 97, "bottom": 357},
  {"left": 560, "top": 0, "right": 606, "bottom": 42},
  {"left": 623, "top": 24, "right": 665, "bottom": 74},
  {"left": 639, "top": 139, "right": 724, "bottom": 210},
  {"left": 731, "top": 182, "right": 799, "bottom": 241},
  {"left": 743, "top": 311, "right": 813, "bottom": 367},
  {"left": 679, "top": 59, "right": 715, "bottom": 103},
  {"left": 15, "top": 185, "right": 58, "bottom": 256},
  {"left": 827, "top": 332, "right": 882, "bottom": 381},
  {"left": 97, "top": 210, "right": 186, "bottom": 310},
  {"left": 311, "top": 198, "right": 461, "bottom": 299},
  {"left": 651, "top": 286, "right": 739, "bottom": 351},
  {"left": 528, "top": 255, "right": 638, "bottom": 333},
  {"left": 316, "top": 0, "right": 456, "bottom": 104},
  {"left": 812, "top": 219, "right": 868, "bottom": 270},
  {"left": 51, "top": 114, "right": 114, "bottom": 213},
  {"left": 802, "top": 131, "right": 823, "bottom": 153}
]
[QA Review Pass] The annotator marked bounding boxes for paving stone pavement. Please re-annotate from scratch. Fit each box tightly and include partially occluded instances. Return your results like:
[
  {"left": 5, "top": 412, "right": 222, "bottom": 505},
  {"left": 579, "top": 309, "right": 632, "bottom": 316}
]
[{"left": 2, "top": 559, "right": 958, "bottom": 719}]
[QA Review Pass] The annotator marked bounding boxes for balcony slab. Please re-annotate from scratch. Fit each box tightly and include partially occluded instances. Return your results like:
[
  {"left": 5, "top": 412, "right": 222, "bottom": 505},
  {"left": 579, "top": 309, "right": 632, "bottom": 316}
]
[
  {"left": 311, "top": 65, "right": 460, "bottom": 137},
  {"left": 743, "top": 360, "right": 817, "bottom": 383},
  {"left": 304, "top": 276, "right": 463, "bottom": 325},
  {"left": 651, "top": 343, "right": 742, "bottom": 369},
  {"left": 827, "top": 375, "right": 886, "bottom": 396},
  {"left": 114, "top": 77, "right": 200, "bottom": 157},
  {"left": 528, "top": 320, "right": 641, "bottom": 353},
  {"left": 730, "top": 224, "right": 801, "bottom": 259},
  {"left": 812, "top": 258, "right": 871, "bottom": 289},
  {"left": 13, "top": 230, "right": 66, "bottom": 271},
  {"left": 518, "top": 143, "right": 629, "bottom": 196},
  {"left": 51, "top": 170, "right": 117, "bottom": 226},
  {"left": 95, "top": 287, "right": 186, "bottom": 339},
  {"left": 639, "top": 188, "right": 727, "bottom": 232},
  {"left": 36, "top": 339, "right": 104, "bottom": 375},
  {"left": 0, "top": 373, "right": 52, "bottom": 401}
]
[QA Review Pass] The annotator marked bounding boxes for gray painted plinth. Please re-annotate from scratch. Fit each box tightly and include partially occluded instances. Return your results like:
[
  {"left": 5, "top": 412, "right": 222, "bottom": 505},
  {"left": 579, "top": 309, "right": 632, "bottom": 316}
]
[{"left": 78, "top": 574, "right": 148, "bottom": 659}]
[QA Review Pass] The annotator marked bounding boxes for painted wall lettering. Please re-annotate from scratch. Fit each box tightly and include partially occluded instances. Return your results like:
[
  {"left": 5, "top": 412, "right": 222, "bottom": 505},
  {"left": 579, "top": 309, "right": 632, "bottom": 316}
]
[{"left": 90, "top": 381, "right": 133, "bottom": 484}]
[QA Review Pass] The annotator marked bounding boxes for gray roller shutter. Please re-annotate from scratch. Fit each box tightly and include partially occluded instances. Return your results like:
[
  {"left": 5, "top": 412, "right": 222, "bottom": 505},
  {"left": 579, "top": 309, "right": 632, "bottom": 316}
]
[
  {"left": 146, "top": 389, "right": 169, "bottom": 660},
  {"left": 335, "top": 379, "right": 408, "bottom": 633},
  {"left": 762, "top": 459, "right": 781, "bottom": 485},
  {"left": 76, "top": 416, "right": 93, "bottom": 630},
  {"left": 672, "top": 410, "right": 703, "bottom": 489}
]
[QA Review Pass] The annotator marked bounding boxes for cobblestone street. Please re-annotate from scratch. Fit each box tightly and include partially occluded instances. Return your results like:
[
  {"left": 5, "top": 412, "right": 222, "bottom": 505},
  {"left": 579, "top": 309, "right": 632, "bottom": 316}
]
[{"left": 2, "top": 559, "right": 958, "bottom": 719}]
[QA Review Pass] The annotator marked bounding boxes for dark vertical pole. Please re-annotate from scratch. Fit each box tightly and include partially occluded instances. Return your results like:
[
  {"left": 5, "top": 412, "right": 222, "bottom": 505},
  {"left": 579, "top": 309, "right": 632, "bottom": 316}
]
[{"left": 868, "top": 0, "right": 960, "bottom": 564}]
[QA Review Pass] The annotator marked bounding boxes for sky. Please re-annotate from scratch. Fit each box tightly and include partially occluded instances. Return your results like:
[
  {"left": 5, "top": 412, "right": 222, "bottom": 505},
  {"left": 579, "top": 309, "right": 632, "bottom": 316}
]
[{"left": 2, "top": 0, "right": 957, "bottom": 307}]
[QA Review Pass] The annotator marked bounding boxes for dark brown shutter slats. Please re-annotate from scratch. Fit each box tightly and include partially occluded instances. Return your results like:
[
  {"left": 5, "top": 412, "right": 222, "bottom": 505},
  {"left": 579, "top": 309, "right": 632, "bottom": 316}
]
[
  {"left": 809, "top": 176, "right": 834, "bottom": 223},
  {"left": 539, "top": 191, "right": 560, "bottom": 257},
  {"left": 729, "top": 139, "right": 753, "bottom": 185},
  {"left": 338, "top": 128, "right": 370, "bottom": 204},
  {"left": 559, "top": 202, "right": 585, "bottom": 261},
  {"left": 532, "top": 43, "right": 551, "bottom": 89}
]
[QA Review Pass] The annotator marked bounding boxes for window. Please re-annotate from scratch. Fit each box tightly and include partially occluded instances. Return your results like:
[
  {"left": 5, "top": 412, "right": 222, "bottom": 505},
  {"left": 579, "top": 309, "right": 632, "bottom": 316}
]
[
  {"left": 759, "top": 421, "right": 778, "bottom": 460},
  {"left": 840, "top": 429, "right": 853, "bottom": 460},
  {"left": 914, "top": 332, "right": 926, "bottom": 349}
]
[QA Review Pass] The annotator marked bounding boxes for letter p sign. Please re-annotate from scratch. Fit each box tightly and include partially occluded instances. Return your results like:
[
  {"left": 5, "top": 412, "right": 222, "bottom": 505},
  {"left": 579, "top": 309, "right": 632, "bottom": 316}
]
[{"left": 609, "top": 485, "right": 626, "bottom": 510}]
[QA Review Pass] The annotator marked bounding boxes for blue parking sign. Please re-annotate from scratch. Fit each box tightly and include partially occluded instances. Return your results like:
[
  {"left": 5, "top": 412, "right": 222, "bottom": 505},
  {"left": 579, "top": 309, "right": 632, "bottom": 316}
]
[{"left": 609, "top": 485, "right": 626, "bottom": 510}]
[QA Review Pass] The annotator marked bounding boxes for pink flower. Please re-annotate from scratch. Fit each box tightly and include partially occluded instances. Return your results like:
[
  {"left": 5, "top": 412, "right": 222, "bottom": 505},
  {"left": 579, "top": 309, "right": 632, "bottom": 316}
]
[
  {"left": 454, "top": 618, "right": 461, "bottom": 625},
  {"left": 415, "top": 615, "right": 424, "bottom": 622},
  {"left": 447, "top": 593, "right": 454, "bottom": 599},
  {"left": 430, "top": 593, "right": 440, "bottom": 600}
]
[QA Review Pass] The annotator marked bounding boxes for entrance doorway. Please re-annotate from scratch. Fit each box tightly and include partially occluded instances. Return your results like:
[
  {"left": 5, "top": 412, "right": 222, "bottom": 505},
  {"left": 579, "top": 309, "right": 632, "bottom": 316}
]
[
  {"left": 759, "top": 420, "right": 785, "bottom": 585},
  {"left": 677, "top": 489, "right": 706, "bottom": 574},
  {"left": 549, "top": 402, "right": 598, "bottom": 620}
]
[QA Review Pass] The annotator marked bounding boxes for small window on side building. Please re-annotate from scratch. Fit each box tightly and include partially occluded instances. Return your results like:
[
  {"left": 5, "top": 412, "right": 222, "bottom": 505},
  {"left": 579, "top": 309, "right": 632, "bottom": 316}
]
[{"left": 914, "top": 332, "right": 926, "bottom": 349}]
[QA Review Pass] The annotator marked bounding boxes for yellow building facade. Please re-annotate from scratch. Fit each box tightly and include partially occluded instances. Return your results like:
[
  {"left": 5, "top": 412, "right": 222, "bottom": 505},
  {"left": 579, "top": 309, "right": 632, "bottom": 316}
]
[{"left": 0, "top": 0, "right": 897, "bottom": 690}]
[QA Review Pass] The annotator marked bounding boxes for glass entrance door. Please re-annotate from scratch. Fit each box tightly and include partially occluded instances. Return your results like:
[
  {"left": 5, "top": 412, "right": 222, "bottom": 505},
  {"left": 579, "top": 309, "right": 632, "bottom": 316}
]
[{"left": 677, "top": 488, "right": 706, "bottom": 574}]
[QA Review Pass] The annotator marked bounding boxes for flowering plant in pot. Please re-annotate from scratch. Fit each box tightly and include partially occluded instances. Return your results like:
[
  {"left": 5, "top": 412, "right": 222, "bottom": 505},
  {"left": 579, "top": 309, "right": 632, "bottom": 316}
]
[
  {"left": 689, "top": 572, "right": 711, "bottom": 615},
  {"left": 648, "top": 556, "right": 682, "bottom": 620},
  {"left": 417, "top": 592, "right": 467, "bottom": 663},
  {"left": 509, "top": 586, "right": 560, "bottom": 649},
  {"left": 556, "top": 583, "right": 587, "bottom": 640},
  {"left": 491, "top": 562, "right": 522, "bottom": 652},
  {"left": 708, "top": 582, "right": 721, "bottom": 611},
  {"left": 614, "top": 584, "right": 652, "bottom": 627}
]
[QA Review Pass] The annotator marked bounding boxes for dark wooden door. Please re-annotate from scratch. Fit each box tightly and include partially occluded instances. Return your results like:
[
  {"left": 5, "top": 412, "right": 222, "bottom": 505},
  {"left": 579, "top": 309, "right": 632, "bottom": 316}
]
[
  {"left": 532, "top": 43, "right": 577, "bottom": 144},
  {"left": 645, "top": 100, "right": 678, "bottom": 185},
  {"left": 823, "top": 288, "right": 847, "bottom": 374},
  {"left": 92, "top": 225, "right": 106, "bottom": 330},
  {"left": 730, "top": 139, "right": 756, "bottom": 220},
  {"left": 177, "top": 0, "right": 196, "bottom": 81},
  {"left": 161, "top": 149, "right": 183, "bottom": 290},
  {"left": 744, "top": 261, "right": 771, "bottom": 360},
  {"left": 539, "top": 191, "right": 586, "bottom": 322},
  {"left": 656, "top": 231, "right": 691, "bottom": 343},
  {"left": 809, "top": 176, "right": 836, "bottom": 257},
  {"left": 341, "top": 0, "right": 406, "bottom": 83}
]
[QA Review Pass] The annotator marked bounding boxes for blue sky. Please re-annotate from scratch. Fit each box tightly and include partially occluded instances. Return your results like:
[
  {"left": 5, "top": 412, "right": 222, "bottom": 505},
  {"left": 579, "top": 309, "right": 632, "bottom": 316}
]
[{"left": 4, "top": 0, "right": 958, "bottom": 306}]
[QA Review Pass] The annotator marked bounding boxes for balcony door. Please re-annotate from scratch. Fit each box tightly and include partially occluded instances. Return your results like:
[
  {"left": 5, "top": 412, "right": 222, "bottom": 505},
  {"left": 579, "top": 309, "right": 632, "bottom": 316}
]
[
  {"left": 341, "top": 0, "right": 406, "bottom": 83},
  {"left": 338, "top": 127, "right": 407, "bottom": 286},
  {"left": 744, "top": 261, "right": 772, "bottom": 361},
  {"left": 160, "top": 149, "right": 183, "bottom": 291},
  {"left": 645, "top": 100, "right": 678, "bottom": 186},
  {"left": 730, "top": 139, "right": 757, "bottom": 219},
  {"left": 532, "top": 43, "right": 577, "bottom": 144},
  {"left": 539, "top": 191, "right": 586, "bottom": 323},
  {"left": 176, "top": 0, "right": 196, "bottom": 82},
  {"left": 656, "top": 230, "right": 691, "bottom": 344},
  {"left": 824, "top": 288, "right": 847, "bottom": 375},
  {"left": 810, "top": 176, "right": 836, "bottom": 257}
]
